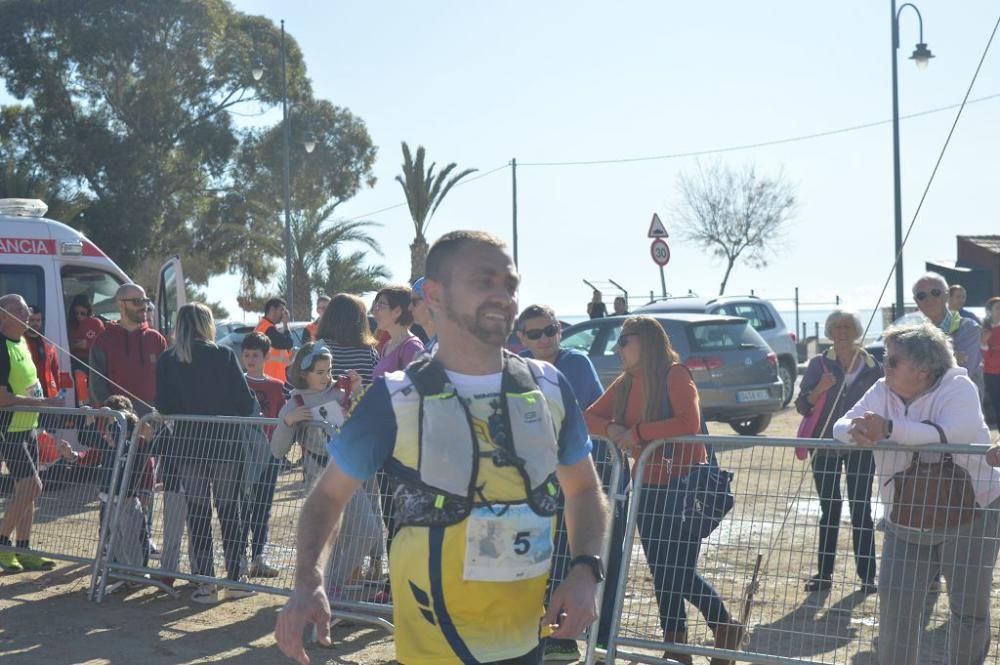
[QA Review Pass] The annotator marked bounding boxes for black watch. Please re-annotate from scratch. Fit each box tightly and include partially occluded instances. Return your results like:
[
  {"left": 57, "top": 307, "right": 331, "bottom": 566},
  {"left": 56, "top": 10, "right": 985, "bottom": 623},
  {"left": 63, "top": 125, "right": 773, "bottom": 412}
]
[{"left": 569, "top": 555, "right": 605, "bottom": 582}]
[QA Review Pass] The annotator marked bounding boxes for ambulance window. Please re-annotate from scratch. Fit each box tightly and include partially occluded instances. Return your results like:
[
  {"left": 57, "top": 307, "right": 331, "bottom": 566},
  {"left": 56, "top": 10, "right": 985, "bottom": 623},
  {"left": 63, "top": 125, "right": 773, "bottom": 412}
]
[
  {"left": 0, "top": 265, "right": 44, "bottom": 313},
  {"left": 60, "top": 266, "right": 124, "bottom": 323}
]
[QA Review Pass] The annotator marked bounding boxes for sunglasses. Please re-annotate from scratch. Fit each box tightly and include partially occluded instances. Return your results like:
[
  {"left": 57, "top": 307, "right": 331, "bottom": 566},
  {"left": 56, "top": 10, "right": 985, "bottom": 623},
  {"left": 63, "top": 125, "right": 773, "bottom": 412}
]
[
  {"left": 884, "top": 354, "right": 908, "bottom": 369},
  {"left": 523, "top": 324, "right": 559, "bottom": 341},
  {"left": 120, "top": 297, "right": 153, "bottom": 306},
  {"left": 913, "top": 288, "right": 943, "bottom": 301},
  {"left": 617, "top": 333, "right": 637, "bottom": 348}
]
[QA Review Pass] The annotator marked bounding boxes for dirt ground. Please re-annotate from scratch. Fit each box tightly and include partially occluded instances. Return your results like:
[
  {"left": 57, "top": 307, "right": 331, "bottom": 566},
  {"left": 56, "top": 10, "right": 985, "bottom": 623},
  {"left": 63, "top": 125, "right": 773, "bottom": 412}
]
[{"left": 3, "top": 391, "right": 1000, "bottom": 665}]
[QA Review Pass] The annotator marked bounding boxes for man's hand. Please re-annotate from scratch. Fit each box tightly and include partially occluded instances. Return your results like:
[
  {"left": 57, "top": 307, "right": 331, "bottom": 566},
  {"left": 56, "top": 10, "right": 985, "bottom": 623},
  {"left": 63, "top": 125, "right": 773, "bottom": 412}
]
[
  {"left": 275, "top": 586, "right": 332, "bottom": 664},
  {"left": 541, "top": 565, "right": 598, "bottom": 640}
]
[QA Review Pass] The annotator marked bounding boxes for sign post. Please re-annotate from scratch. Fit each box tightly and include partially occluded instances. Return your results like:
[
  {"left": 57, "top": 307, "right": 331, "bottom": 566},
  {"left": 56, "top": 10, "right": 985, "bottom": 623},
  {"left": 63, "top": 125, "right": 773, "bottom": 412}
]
[
  {"left": 650, "top": 238, "right": 670, "bottom": 298},
  {"left": 648, "top": 214, "right": 670, "bottom": 298}
]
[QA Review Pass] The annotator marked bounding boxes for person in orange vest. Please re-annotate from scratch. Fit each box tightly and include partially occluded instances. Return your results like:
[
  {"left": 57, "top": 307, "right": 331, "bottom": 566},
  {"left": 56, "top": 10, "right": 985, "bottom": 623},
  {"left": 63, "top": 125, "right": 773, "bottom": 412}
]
[
  {"left": 254, "top": 297, "right": 295, "bottom": 382},
  {"left": 304, "top": 294, "right": 330, "bottom": 342}
]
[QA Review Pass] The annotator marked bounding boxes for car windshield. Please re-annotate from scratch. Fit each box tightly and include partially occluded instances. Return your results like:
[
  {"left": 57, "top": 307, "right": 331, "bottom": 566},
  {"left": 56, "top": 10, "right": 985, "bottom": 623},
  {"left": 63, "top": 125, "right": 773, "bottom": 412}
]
[{"left": 687, "top": 321, "right": 766, "bottom": 351}]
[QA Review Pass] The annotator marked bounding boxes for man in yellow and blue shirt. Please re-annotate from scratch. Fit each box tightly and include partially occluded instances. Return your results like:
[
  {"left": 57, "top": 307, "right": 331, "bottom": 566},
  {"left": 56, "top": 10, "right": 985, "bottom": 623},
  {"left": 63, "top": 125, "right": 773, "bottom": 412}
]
[{"left": 276, "top": 232, "right": 609, "bottom": 664}]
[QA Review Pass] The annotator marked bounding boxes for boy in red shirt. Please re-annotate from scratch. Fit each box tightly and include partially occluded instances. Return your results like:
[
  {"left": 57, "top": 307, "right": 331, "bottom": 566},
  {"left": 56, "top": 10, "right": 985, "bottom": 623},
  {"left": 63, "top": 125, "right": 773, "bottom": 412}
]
[{"left": 241, "top": 332, "right": 287, "bottom": 578}]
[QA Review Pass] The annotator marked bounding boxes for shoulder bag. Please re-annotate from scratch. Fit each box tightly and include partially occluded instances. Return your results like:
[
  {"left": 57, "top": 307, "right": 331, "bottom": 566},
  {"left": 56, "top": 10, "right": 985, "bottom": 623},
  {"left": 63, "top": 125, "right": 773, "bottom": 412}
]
[{"left": 888, "top": 420, "right": 977, "bottom": 530}]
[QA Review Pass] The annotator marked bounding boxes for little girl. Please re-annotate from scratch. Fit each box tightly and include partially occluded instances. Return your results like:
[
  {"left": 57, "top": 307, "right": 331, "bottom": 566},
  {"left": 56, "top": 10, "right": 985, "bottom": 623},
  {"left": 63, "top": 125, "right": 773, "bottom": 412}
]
[{"left": 270, "top": 342, "right": 386, "bottom": 598}]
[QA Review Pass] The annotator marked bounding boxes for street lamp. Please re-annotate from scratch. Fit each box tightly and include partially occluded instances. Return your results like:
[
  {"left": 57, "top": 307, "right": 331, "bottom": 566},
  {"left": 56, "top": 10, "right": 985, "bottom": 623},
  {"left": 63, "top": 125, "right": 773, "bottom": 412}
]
[
  {"left": 250, "top": 19, "right": 318, "bottom": 317},
  {"left": 891, "top": 1, "right": 934, "bottom": 317}
]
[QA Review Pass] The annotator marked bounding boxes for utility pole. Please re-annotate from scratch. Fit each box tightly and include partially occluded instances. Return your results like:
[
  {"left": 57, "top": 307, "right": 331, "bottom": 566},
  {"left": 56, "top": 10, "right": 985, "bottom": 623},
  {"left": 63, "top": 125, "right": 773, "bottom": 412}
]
[{"left": 511, "top": 158, "right": 518, "bottom": 268}]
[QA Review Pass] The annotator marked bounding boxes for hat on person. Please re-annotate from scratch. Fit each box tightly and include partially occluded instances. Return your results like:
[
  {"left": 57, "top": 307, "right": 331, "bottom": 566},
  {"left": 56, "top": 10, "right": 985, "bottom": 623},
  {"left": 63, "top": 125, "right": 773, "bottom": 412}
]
[{"left": 412, "top": 277, "right": 426, "bottom": 299}]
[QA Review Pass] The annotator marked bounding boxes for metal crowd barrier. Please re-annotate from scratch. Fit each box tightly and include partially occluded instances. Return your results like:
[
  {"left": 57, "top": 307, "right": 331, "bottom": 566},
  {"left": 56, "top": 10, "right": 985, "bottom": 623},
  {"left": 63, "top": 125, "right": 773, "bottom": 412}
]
[
  {"left": 606, "top": 434, "right": 1000, "bottom": 665},
  {"left": 90, "top": 413, "right": 392, "bottom": 632},
  {"left": 0, "top": 405, "right": 128, "bottom": 589}
]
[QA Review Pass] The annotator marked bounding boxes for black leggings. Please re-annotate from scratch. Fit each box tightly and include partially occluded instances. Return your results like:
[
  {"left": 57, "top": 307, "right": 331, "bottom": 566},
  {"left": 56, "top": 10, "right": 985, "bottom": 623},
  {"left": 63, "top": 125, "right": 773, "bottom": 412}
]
[{"left": 985, "top": 373, "right": 1000, "bottom": 428}]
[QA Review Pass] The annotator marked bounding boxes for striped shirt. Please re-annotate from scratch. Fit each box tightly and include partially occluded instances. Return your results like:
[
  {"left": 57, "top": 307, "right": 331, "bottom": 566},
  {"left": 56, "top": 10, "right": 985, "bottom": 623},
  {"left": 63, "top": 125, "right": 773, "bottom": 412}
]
[{"left": 324, "top": 341, "right": 380, "bottom": 386}]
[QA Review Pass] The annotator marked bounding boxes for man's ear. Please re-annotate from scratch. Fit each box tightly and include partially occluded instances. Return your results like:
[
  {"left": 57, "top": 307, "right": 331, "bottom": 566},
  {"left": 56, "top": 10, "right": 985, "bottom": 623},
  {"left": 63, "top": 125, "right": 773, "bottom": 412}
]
[{"left": 423, "top": 278, "right": 444, "bottom": 311}]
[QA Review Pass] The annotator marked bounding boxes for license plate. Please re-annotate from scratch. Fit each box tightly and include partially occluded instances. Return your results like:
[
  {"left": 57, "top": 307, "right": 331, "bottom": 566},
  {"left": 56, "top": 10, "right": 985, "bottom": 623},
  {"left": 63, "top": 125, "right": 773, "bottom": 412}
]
[{"left": 737, "top": 389, "right": 770, "bottom": 403}]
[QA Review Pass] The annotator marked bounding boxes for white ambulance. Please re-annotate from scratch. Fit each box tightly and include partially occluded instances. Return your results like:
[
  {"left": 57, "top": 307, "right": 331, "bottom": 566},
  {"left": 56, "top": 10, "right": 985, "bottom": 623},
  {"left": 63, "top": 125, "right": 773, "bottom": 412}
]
[{"left": 0, "top": 198, "right": 184, "bottom": 408}]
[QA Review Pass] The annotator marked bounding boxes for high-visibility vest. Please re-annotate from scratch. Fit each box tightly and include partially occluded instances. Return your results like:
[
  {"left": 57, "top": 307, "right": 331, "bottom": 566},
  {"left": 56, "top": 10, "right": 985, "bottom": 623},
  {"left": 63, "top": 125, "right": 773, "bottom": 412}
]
[{"left": 255, "top": 319, "right": 293, "bottom": 382}]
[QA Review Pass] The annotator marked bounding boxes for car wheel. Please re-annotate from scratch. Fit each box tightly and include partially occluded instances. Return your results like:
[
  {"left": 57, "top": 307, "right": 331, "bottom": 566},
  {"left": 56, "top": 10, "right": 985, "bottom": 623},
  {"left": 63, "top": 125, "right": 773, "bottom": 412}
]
[
  {"left": 778, "top": 363, "right": 795, "bottom": 407},
  {"left": 730, "top": 414, "right": 773, "bottom": 436}
]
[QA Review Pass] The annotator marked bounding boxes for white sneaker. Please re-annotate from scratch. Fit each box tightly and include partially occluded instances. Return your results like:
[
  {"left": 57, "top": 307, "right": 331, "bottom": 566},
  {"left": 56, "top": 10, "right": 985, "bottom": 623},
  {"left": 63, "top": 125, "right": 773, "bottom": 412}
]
[
  {"left": 191, "top": 583, "right": 220, "bottom": 604},
  {"left": 225, "top": 576, "right": 257, "bottom": 601}
]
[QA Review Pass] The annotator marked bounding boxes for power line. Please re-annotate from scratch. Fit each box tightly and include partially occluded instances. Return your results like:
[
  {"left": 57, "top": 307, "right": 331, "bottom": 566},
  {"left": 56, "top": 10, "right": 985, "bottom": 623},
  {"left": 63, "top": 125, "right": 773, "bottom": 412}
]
[{"left": 518, "top": 92, "right": 1000, "bottom": 167}]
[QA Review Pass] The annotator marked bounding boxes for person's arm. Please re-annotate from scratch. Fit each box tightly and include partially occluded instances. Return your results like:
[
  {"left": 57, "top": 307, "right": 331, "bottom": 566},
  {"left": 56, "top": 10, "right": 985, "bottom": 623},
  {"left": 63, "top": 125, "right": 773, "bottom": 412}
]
[
  {"left": 275, "top": 460, "right": 364, "bottom": 661},
  {"left": 873, "top": 375, "right": 986, "bottom": 446},
  {"left": 88, "top": 342, "right": 111, "bottom": 405},
  {"left": 270, "top": 401, "right": 298, "bottom": 458},
  {"left": 831, "top": 380, "right": 882, "bottom": 443},
  {"left": 583, "top": 376, "right": 621, "bottom": 437},
  {"left": 544, "top": 379, "right": 607, "bottom": 639},
  {"left": 265, "top": 325, "right": 294, "bottom": 351},
  {"left": 794, "top": 356, "right": 823, "bottom": 416}
]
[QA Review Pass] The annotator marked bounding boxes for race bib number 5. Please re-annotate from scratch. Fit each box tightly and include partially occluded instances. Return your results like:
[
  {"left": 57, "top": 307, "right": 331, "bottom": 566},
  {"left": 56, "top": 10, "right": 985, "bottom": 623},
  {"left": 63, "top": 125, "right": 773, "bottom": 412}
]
[{"left": 463, "top": 504, "right": 553, "bottom": 582}]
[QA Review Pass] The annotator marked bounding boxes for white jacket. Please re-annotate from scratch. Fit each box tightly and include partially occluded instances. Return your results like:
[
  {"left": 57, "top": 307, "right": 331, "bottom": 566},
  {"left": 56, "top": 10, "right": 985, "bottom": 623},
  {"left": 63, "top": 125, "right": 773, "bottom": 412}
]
[{"left": 832, "top": 367, "right": 1000, "bottom": 512}]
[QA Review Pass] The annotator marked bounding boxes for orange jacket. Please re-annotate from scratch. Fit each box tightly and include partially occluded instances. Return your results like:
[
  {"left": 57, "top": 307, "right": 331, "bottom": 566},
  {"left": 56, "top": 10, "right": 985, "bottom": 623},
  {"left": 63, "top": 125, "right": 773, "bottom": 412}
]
[
  {"left": 255, "top": 319, "right": 293, "bottom": 382},
  {"left": 584, "top": 364, "right": 705, "bottom": 486}
]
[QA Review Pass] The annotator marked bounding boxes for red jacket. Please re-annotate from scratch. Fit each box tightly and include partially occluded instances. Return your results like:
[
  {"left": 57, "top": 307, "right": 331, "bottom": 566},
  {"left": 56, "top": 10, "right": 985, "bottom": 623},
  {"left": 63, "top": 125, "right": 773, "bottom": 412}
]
[
  {"left": 25, "top": 334, "right": 60, "bottom": 397},
  {"left": 89, "top": 322, "right": 166, "bottom": 412}
]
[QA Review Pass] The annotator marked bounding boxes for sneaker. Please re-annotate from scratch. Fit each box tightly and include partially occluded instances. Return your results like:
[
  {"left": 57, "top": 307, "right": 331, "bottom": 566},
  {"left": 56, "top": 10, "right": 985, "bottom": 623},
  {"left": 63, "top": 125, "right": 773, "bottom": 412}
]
[
  {"left": 148, "top": 541, "right": 161, "bottom": 560},
  {"left": 17, "top": 553, "right": 56, "bottom": 571},
  {"left": 543, "top": 638, "right": 581, "bottom": 661},
  {"left": 191, "top": 583, "right": 220, "bottom": 604},
  {"left": 225, "top": 576, "right": 257, "bottom": 600},
  {"left": 248, "top": 555, "right": 279, "bottom": 579},
  {"left": 0, "top": 551, "right": 23, "bottom": 573}
]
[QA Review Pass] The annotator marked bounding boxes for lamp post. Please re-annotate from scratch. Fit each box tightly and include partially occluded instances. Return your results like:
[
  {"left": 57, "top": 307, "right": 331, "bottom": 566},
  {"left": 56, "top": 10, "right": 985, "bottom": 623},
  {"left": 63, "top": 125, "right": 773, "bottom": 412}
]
[
  {"left": 891, "top": 1, "right": 934, "bottom": 316},
  {"left": 251, "top": 19, "right": 317, "bottom": 317}
]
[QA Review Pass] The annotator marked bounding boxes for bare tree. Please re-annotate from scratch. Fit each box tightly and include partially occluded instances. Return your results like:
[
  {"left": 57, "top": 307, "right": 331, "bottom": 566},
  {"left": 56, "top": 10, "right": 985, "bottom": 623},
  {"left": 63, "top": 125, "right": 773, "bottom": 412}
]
[{"left": 675, "top": 162, "right": 796, "bottom": 295}]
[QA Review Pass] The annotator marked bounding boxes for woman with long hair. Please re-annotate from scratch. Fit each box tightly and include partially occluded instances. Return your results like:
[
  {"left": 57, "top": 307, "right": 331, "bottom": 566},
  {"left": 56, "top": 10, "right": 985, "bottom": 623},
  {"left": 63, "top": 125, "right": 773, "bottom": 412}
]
[
  {"left": 316, "top": 294, "right": 380, "bottom": 386},
  {"left": 67, "top": 293, "right": 104, "bottom": 363},
  {"left": 370, "top": 285, "right": 424, "bottom": 379},
  {"left": 155, "top": 302, "right": 256, "bottom": 604},
  {"left": 585, "top": 316, "right": 741, "bottom": 665}
]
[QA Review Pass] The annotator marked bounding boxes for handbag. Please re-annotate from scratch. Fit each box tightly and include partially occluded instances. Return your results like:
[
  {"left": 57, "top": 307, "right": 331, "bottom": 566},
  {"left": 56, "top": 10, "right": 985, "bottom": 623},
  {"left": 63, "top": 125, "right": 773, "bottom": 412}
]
[
  {"left": 795, "top": 358, "right": 829, "bottom": 459},
  {"left": 888, "top": 420, "right": 977, "bottom": 530},
  {"left": 677, "top": 460, "right": 735, "bottom": 540}
]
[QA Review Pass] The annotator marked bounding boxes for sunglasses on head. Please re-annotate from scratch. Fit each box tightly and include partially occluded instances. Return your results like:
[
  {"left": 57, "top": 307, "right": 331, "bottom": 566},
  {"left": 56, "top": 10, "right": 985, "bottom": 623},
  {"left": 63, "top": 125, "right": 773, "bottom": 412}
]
[
  {"left": 617, "top": 333, "right": 636, "bottom": 348},
  {"left": 523, "top": 324, "right": 559, "bottom": 341},
  {"left": 913, "top": 288, "right": 943, "bottom": 301}
]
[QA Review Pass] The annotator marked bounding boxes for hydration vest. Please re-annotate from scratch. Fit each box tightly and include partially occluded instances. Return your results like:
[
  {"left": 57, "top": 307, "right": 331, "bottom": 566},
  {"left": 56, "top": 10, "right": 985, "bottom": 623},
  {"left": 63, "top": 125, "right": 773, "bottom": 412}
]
[{"left": 384, "top": 352, "right": 562, "bottom": 528}]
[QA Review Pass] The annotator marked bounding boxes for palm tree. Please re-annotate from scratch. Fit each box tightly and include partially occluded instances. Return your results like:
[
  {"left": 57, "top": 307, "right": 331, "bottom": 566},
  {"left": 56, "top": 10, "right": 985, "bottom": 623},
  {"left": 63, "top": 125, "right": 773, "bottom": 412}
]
[
  {"left": 286, "top": 205, "right": 383, "bottom": 319},
  {"left": 395, "top": 142, "right": 477, "bottom": 281},
  {"left": 321, "top": 248, "right": 390, "bottom": 296}
]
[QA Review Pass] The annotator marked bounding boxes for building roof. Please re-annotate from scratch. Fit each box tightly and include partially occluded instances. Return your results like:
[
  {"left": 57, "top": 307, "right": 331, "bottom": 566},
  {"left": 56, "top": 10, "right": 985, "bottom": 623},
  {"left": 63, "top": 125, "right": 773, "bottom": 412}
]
[{"left": 958, "top": 235, "right": 1000, "bottom": 255}]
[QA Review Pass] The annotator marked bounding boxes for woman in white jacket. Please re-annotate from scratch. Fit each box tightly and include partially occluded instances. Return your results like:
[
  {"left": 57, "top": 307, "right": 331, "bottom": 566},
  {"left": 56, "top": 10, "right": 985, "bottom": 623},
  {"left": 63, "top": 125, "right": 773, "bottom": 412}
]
[{"left": 833, "top": 322, "right": 1000, "bottom": 665}]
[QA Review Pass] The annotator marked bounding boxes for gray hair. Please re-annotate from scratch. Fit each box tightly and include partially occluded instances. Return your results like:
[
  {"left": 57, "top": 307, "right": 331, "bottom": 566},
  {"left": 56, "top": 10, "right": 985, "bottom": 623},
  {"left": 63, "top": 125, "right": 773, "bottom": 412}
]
[
  {"left": 912, "top": 271, "right": 948, "bottom": 295},
  {"left": 882, "top": 322, "right": 955, "bottom": 384},
  {"left": 173, "top": 302, "right": 216, "bottom": 364},
  {"left": 824, "top": 308, "right": 864, "bottom": 341}
]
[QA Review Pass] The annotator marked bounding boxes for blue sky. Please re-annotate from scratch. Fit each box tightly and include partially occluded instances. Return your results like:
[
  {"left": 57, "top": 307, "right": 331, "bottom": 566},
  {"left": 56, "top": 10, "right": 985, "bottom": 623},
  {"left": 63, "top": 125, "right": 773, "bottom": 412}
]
[{"left": 11, "top": 2, "right": 1000, "bottom": 322}]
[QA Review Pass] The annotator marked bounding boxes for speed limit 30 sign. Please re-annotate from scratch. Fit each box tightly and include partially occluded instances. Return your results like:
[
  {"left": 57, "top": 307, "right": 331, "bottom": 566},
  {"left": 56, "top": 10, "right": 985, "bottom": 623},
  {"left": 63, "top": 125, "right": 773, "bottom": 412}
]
[{"left": 650, "top": 238, "right": 670, "bottom": 266}]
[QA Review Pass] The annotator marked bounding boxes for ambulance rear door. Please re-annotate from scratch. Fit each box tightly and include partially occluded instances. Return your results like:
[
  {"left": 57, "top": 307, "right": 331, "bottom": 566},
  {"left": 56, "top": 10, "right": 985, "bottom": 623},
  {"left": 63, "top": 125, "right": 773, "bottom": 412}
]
[{"left": 156, "top": 255, "right": 186, "bottom": 341}]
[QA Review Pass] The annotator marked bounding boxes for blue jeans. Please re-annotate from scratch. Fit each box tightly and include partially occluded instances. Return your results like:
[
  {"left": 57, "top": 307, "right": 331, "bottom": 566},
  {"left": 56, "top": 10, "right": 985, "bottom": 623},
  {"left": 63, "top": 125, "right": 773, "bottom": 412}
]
[
  {"left": 635, "top": 483, "right": 731, "bottom": 634},
  {"left": 810, "top": 450, "right": 877, "bottom": 583}
]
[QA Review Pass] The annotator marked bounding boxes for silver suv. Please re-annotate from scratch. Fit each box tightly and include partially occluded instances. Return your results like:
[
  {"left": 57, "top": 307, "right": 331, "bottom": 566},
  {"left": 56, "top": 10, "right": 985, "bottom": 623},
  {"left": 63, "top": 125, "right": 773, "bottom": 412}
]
[{"left": 637, "top": 295, "right": 798, "bottom": 406}]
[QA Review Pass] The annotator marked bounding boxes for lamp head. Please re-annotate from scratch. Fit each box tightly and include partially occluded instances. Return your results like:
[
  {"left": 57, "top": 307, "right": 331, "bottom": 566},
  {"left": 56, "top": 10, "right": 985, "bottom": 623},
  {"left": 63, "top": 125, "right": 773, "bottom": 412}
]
[
  {"left": 251, "top": 58, "right": 264, "bottom": 82},
  {"left": 910, "top": 42, "right": 934, "bottom": 71}
]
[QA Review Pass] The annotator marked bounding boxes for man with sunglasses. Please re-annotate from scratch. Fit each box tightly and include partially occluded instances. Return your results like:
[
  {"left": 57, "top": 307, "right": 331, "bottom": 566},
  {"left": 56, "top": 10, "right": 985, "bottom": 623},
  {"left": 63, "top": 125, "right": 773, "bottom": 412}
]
[
  {"left": 913, "top": 272, "right": 983, "bottom": 393},
  {"left": 89, "top": 284, "right": 166, "bottom": 414}
]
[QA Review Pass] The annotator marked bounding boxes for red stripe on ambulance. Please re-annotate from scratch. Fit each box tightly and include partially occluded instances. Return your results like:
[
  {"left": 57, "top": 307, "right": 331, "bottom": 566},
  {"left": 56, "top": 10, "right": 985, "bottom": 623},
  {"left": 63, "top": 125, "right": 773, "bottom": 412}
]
[{"left": 0, "top": 238, "right": 56, "bottom": 254}]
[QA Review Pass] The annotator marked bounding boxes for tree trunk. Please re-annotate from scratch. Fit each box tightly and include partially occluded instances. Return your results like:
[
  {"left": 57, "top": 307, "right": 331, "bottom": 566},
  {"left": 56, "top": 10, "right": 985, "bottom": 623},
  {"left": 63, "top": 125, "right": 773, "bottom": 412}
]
[
  {"left": 292, "top": 268, "right": 313, "bottom": 322},
  {"left": 719, "top": 259, "right": 736, "bottom": 296},
  {"left": 410, "top": 235, "right": 429, "bottom": 283}
]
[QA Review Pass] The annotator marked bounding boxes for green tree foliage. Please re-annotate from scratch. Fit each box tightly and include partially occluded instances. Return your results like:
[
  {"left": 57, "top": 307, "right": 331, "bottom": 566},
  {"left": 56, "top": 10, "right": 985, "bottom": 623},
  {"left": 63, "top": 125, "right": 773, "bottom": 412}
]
[
  {"left": 321, "top": 248, "right": 390, "bottom": 297},
  {"left": 0, "top": 0, "right": 376, "bottom": 299},
  {"left": 395, "top": 142, "right": 476, "bottom": 281}
]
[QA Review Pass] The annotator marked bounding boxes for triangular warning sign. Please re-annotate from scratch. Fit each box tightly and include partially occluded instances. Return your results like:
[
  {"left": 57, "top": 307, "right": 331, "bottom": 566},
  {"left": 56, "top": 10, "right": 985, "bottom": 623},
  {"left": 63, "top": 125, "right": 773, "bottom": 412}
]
[{"left": 647, "top": 213, "right": 668, "bottom": 238}]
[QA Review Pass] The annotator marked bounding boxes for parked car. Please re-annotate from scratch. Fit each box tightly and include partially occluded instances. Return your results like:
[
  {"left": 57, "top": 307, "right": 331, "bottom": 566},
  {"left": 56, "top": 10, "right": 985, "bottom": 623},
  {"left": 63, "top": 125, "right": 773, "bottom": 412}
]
[
  {"left": 217, "top": 321, "right": 313, "bottom": 357},
  {"left": 561, "top": 313, "right": 784, "bottom": 435},
  {"left": 637, "top": 295, "right": 798, "bottom": 407}
]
